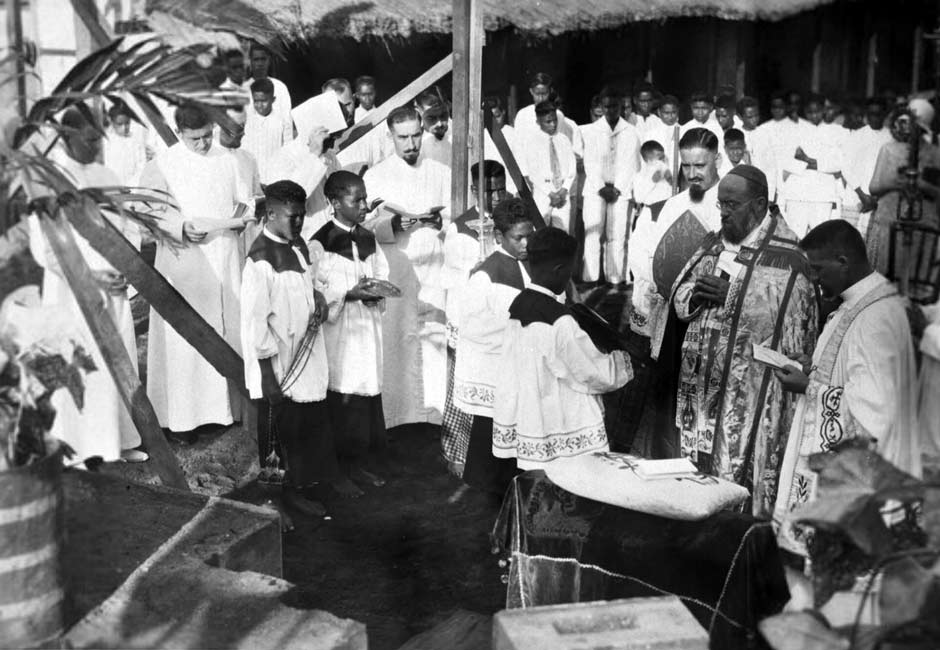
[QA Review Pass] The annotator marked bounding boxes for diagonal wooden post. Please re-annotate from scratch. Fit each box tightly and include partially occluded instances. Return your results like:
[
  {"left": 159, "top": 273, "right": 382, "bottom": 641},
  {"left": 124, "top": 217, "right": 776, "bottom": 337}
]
[
  {"left": 484, "top": 113, "right": 543, "bottom": 230},
  {"left": 39, "top": 207, "right": 188, "bottom": 490}
]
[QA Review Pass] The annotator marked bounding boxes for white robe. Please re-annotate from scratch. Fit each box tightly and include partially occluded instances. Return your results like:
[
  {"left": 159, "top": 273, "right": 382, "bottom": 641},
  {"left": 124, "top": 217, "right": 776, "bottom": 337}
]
[
  {"left": 103, "top": 123, "right": 148, "bottom": 186},
  {"left": 492, "top": 284, "right": 633, "bottom": 469},
  {"left": 243, "top": 108, "right": 294, "bottom": 185},
  {"left": 517, "top": 129, "right": 576, "bottom": 231},
  {"left": 421, "top": 130, "right": 452, "bottom": 168},
  {"left": 363, "top": 153, "right": 451, "bottom": 427},
  {"left": 774, "top": 273, "right": 921, "bottom": 555},
  {"left": 679, "top": 117, "right": 724, "bottom": 143},
  {"left": 918, "top": 303, "right": 940, "bottom": 461},
  {"left": 141, "top": 143, "right": 242, "bottom": 432},
  {"left": 27, "top": 157, "right": 141, "bottom": 462},
  {"left": 513, "top": 105, "right": 584, "bottom": 157},
  {"left": 779, "top": 122, "right": 844, "bottom": 236},
  {"left": 243, "top": 76, "right": 292, "bottom": 125}
]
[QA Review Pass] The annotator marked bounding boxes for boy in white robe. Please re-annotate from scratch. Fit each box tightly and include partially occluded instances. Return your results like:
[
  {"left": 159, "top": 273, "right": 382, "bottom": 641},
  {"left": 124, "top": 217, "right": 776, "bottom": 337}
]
[
  {"left": 455, "top": 199, "right": 534, "bottom": 494},
  {"left": 649, "top": 94, "right": 681, "bottom": 171},
  {"left": 243, "top": 44, "right": 292, "bottom": 126},
  {"left": 493, "top": 228, "right": 633, "bottom": 470},
  {"left": 680, "top": 92, "right": 724, "bottom": 143},
  {"left": 580, "top": 86, "right": 641, "bottom": 285},
  {"left": 718, "top": 128, "right": 749, "bottom": 178},
  {"left": 141, "top": 104, "right": 250, "bottom": 438},
  {"left": 311, "top": 171, "right": 390, "bottom": 493},
  {"left": 103, "top": 101, "right": 148, "bottom": 187},
  {"left": 244, "top": 78, "right": 294, "bottom": 185},
  {"left": 28, "top": 108, "right": 145, "bottom": 464},
  {"left": 354, "top": 76, "right": 377, "bottom": 123},
  {"left": 242, "top": 180, "right": 340, "bottom": 519},
  {"left": 519, "top": 101, "right": 576, "bottom": 232}
]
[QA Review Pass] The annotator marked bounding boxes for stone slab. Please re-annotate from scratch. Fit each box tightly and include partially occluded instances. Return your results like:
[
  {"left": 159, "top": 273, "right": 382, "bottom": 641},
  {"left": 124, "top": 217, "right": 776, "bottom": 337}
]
[{"left": 493, "top": 596, "right": 708, "bottom": 650}]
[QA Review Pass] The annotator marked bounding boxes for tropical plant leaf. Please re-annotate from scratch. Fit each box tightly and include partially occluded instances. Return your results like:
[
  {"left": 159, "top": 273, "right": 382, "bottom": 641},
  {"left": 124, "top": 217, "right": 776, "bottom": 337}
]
[
  {"left": 759, "top": 612, "right": 849, "bottom": 650},
  {"left": 794, "top": 449, "right": 924, "bottom": 556},
  {"left": 879, "top": 556, "right": 939, "bottom": 626}
]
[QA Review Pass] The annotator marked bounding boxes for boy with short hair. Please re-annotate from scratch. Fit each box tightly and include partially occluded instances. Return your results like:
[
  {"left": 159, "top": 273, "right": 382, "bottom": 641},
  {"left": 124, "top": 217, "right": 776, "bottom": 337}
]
[
  {"left": 311, "top": 171, "right": 390, "bottom": 494},
  {"left": 681, "top": 91, "right": 723, "bottom": 142},
  {"left": 354, "top": 75, "right": 377, "bottom": 122},
  {"left": 457, "top": 198, "right": 535, "bottom": 493},
  {"left": 519, "top": 101, "right": 576, "bottom": 232},
  {"left": 493, "top": 228, "right": 633, "bottom": 469},
  {"left": 719, "top": 128, "right": 749, "bottom": 177},
  {"left": 241, "top": 180, "right": 341, "bottom": 518},
  {"left": 244, "top": 77, "right": 294, "bottom": 184},
  {"left": 651, "top": 94, "right": 681, "bottom": 168}
]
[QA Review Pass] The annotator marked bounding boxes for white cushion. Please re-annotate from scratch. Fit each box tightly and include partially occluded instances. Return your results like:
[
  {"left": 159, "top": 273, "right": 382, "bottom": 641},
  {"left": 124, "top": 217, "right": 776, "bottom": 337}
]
[{"left": 544, "top": 452, "right": 750, "bottom": 521}]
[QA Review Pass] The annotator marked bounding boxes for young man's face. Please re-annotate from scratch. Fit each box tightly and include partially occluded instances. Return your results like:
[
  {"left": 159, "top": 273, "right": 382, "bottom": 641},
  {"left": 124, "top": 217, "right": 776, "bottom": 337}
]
[
  {"left": 725, "top": 140, "right": 746, "bottom": 165},
  {"left": 679, "top": 145, "right": 719, "bottom": 193},
  {"left": 496, "top": 221, "right": 534, "bottom": 260},
  {"left": 537, "top": 111, "right": 558, "bottom": 136},
  {"left": 823, "top": 101, "right": 840, "bottom": 124},
  {"left": 332, "top": 182, "right": 369, "bottom": 227},
  {"left": 355, "top": 83, "right": 376, "bottom": 111},
  {"left": 805, "top": 101, "right": 824, "bottom": 126},
  {"left": 391, "top": 118, "right": 423, "bottom": 165},
  {"left": 769, "top": 98, "right": 787, "bottom": 121},
  {"left": 179, "top": 124, "right": 214, "bottom": 156},
  {"left": 590, "top": 105, "right": 604, "bottom": 122},
  {"left": 600, "top": 96, "right": 623, "bottom": 126},
  {"left": 786, "top": 93, "right": 802, "bottom": 119},
  {"left": 866, "top": 103, "right": 886, "bottom": 131},
  {"left": 249, "top": 50, "right": 270, "bottom": 79},
  {"left": 805, "top": 247, "right": 848, "bottom": 300},
  {"left": 252, "top": 91, "right": 274, "bottom": 117},
  {"left": 530, "top": 83, "right": 551, "bottom": 105},
  {"left": 715, "top": 106, "right": 734, "bottom": 131},
  {"left": 227, "top": 54, "right": 245, "bottom": 85},
  {"left": 423, "top": 110, "right": 449, "bottom": 140},
  {"left": 472, "top": 174, "right": 507, "bottom": 212},
  {"left": 691, "top": 101, "right": 712, "bottom": 123},
  {"left": 267, "top": 200, "right": 305, "bottom": 241},
  {"left": 634, "top": 91, "right": 654, "bottom": 117},
  {"left": 642, "top": 149, "right": 666, "bottom": 166},
  {"left": 659, "top": 103, "right": 678, "bottom": 126},
  {"left": 112, "top": 114, "right": 131, "bottom": 138},
  {"left": 219, "top": 117, "right": 246, "bottom": 149},
  {"left": 742, "top": 105, "right": 760, "bottom": 130}
]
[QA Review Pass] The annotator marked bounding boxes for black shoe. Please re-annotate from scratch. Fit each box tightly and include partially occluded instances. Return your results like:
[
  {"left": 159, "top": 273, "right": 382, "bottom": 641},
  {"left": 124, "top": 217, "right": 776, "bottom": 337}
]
[{"left": 165, "top": 429, "right": 198, "bottom": 445}]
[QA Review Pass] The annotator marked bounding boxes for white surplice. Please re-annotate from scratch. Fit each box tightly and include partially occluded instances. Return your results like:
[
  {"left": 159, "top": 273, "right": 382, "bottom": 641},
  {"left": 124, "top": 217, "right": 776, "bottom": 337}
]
[
  {"left": 243, "top": 76, "right": 292, "bottom": 125},
  {"left": 774, "top": 272, "right": 921, "bottom": 555},
  {"left": 310, "top": 218, "right": 389, "bottom": 396},
  {"left": 363, "top": 153, "right": 451, "bottom": 427},
  {"left": 841, "top": 125, "right": 893, "bottom": 215},
  {"left": 492, "top": 284, "right": 633, "bottom": 469},
  {"left": 243, "top": 108, "right": 294, "bottom": 185},
  {"left": 103, "top": 123, "right": 148, "bottom": 186},
  {"left": 918, "top": 302, "right": 940, "bottom": 461},
  {"left": 27, "top": 156, "right": 141, "bottom": 462},
  {"left": 141, "top": 143, "right": 242, "bottom": 432}
]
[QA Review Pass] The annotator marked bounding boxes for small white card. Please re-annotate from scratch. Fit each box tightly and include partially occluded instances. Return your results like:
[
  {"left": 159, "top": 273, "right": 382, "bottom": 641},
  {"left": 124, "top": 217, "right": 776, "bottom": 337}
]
[{"left": 752, "top": 344, "right": 795, "bottom": 371}]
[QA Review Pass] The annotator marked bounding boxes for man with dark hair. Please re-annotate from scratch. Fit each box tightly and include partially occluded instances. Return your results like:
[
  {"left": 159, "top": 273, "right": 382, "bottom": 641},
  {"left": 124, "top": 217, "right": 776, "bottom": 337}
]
[
  {"left": 681, "top": 91, "right": 723, "bottom": 142},
  {"left": 672, "top": 165, "right": 818, "bottom": 517},
  {"left": 244, "top": 77, "right": 293, "bottom": 184},
  {"left": 841, "top": 96, "right": 892, "bottom": 217},
  {"left": 244, "top": 42, "right": 292, "bottom": 124},
  {"left": 218, "top": 105, "right": 263, "bottom": 247},
  {"left": 774, "top": 219, "right": 920, "bottom": 555},
  {"left": 719, "top": 127, "right": 748, "bottom": 177},
  {"left": 140, "top": 102, "right": 250, "bottom": 441},
  {"left": 513, "top": 72, "right": 583, "bottom": 155},
  {"left": 354, "top": 75, "right": 377, "bottom": 122},
  {"left": 755, "top": 89, "right": 809, "bottom": 204},
  {"left": 632, "top": 81, "right": 664, "bottom": 141},
  {"left": 224, "top": 49, "right": 246, "bottom": 86},
  {"left": 519, "top": 101, "right": 576, "bottom": 232},
  {"left": 580, "top": 84, "right": 641, "bottom": 284},
  {"left": 455, "top": 198, "right": 535, "bottom": 493},
  {"left": 649, "top": 94, "right": 681, "bottom": 169},
  {"left": 364, "top": 103, "right": 451, "bottom": 430},
  {"left": 714, "top": 94, "right": 739, "bottom": 132},
  {"left": 492, "top": 227, "right": 633, "bottom": 470},
  {"left": 418, "top": 98, "right": 451, "bottom": 167},
  {"left": 104, "top": 99, "right": 149, "bottom": 186},
  {"left": 736, "top": 96, "right": 776, "bottom": 197}
]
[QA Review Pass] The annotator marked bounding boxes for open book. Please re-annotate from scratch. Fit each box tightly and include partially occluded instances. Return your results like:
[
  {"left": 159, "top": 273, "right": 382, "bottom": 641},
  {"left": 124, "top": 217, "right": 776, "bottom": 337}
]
[{"left": 632, "top": 457, "right": 698, "bottom": 480}]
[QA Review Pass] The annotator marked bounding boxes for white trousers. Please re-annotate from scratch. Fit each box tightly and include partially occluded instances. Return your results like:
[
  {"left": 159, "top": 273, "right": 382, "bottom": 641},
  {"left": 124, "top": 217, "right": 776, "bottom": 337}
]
[
  {"left": 534, "top": 190, "right": 572, "bottom": 233},
  {"left": 781, "top": 199, "right": 841, "bottom": 238},
  {"left": 582, "top": 192, "right": 630, "bottom": 283}
]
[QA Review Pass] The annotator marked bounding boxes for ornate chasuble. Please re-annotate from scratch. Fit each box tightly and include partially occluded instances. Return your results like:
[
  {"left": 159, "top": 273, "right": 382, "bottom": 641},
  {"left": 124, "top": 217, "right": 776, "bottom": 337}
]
[
  {"left": 774, "top": 281, "right": 899, "bottom": 555},
  {"left": 672, "top": 215, "right": 819, "bottom": 516}
]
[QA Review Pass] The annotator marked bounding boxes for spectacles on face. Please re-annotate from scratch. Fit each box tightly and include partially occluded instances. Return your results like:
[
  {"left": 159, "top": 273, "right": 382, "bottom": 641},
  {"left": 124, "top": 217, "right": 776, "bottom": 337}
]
[{"left": 716, "top": 198, "right": 757, "bottom": 214}]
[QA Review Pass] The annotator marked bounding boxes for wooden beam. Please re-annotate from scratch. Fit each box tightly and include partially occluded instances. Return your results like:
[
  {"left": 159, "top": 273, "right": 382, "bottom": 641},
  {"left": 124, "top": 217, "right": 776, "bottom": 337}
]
[
  {"left": 866, "top": 33, "right": 878, "bottom": 97},
  {"left": 70, "top": 0, "right": 113, "bottom": 51},
  {"left": 7, "top": 0, "right": 28, "bottom": 119},
  {"left": 484, "top": 115, "right": 543, "bottom": 230},
  {"left": 913, "top": 25, "right": 925, "bottom": 94},
  {"left": 65, "top": 211, "right": 248, "bottom": 395},
  {"left": 811, "top": 43, "right": 822, "bottom": 93},
  {"left": 452, "top": 0, "right": 472, "bottom": 216},
  {"left": 39, "top": 209, "right": 189, "bottom": 490},
  {"left": 335, "top": 55, "right": 454, "bottom": 153}
]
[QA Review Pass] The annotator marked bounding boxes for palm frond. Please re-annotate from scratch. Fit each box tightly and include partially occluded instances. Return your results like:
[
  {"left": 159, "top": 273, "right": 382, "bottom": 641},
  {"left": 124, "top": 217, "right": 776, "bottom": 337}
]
[{"left": 146, "top": 0, "right": 286, "bottom": 56}]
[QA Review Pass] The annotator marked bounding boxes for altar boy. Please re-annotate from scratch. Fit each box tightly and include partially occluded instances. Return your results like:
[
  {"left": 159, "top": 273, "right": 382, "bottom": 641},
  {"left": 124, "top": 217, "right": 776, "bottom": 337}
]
[
  {"left": 311, "top": 171, "right": 390, "bottom": 494},
  {"left": 455, "top": 198, "right": 534, "bottom": 494},
  {"left": 241, "top": 180, "right": 340, "bottom": 518},
  {"left": 493, "top": 228, "right": 633, "bottom": 470}
]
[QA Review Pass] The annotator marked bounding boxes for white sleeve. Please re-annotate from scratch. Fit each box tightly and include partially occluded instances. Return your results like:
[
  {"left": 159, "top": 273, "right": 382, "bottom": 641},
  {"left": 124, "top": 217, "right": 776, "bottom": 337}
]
[
  {"left": 548, "top": 316, "right": 633, "bottom": 393},
  {"left": 240, "top": 258, "right": 278, "bottom": 360}
]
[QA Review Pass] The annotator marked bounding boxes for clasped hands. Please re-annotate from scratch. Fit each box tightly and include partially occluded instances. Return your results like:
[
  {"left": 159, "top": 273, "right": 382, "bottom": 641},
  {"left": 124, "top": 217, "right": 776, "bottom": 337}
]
[
  {"left": 598, "top": 184, "right": 621, "bottom": 204},
  {"left": 345, "top": 278, "right": 383, "bottom": 307}
]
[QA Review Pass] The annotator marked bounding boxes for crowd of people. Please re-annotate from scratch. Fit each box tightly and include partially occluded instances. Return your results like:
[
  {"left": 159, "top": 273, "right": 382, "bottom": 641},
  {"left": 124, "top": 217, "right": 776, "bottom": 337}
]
[{"left": 24, "top": 41, "right": 940, "bottom": 559}]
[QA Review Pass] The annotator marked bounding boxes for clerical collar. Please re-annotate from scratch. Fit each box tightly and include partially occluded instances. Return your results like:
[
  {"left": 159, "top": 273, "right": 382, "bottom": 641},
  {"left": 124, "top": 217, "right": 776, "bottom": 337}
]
[
  {"left": 331, "top": 218, "right": 356, "bottom": 233},
  {"left": 840, "top": 272, "right": 884, "bottom": 309},
  {"left": 262, "top": 227, "right": 290, "bottom": 244}
]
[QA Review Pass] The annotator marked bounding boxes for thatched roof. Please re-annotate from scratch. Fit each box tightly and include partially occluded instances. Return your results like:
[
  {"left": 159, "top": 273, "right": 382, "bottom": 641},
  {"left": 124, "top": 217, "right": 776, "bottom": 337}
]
[
  {"left": 147, "top": 0, "right": 840, "bottom": 43},
  {"left": 245, "top": 0, "right": 840, "bottom": 40}
]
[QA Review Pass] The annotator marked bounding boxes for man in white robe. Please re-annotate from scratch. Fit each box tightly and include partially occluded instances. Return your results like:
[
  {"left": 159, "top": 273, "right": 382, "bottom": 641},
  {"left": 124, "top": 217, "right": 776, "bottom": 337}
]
[
  {"left": 242, "top": 44, "right": 292, "bottom": 127},
  {"left": 363, "top": 106, "right": 451, "bottom": 429},
  {"left": 354, "top": 75, "right": 377, "bottom": 123},
  {"left": 218, "top": 106, "right": 263, "bottom": 254},
  {"left": 680, "top": 93, "right": 724, "bottom": 143},
  {"left": 755, "top": 91, "right": 810, "bottom": 203},
  {"left": 840, "top": 97, "right": 892, "bottom": 232},
  {"left": 774, "top": 220, "right": 921, "bottom": 555},
  {"left": 28, "top": 109, "right": 145, "bottom": 464},
  {"left": 243, "top": 78, "right": 294, "bottom": 185},
  {"left": 513, "top": 73, "right": 583, "bottom": 156},
  {"left": 103, "top": 101, "right": 149, "bottom": 187},
  {"left": 140, "top": 104, "right": 248, "bottom": 437}
]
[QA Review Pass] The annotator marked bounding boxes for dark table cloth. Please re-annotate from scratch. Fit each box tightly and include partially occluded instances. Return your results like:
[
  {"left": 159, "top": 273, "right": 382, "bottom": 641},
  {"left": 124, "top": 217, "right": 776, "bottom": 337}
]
[{"left": 492, "top": 471, "right": 790, "bottom": 650}]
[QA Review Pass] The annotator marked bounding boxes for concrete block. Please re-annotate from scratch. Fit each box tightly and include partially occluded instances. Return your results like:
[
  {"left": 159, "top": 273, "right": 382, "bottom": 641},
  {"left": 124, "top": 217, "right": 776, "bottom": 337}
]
[{"left": 493, "top": 596, "right": 708, "bottom": 650}]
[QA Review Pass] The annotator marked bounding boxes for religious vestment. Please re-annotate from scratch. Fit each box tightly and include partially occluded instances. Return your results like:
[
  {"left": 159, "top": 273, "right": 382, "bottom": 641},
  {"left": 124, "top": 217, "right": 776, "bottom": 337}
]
[
  {"left": 518, "top": 129, "right": 577, "bottom": 232},
  {"left": 493, "top": 285, "right": 633, "bottom": 470},
  {"left": 220, "top": 145, "right": 263, "bottom": 258},
  {"left": 839, "top": 125, "right": 892, "bottom": 229},
  {"left": 103, "top": 122, "right": 148, "bottom": 186},
  {"left": 919, "top": 304, "right": 940, "bottom": 463},
  {"left": 580, "top": 117, "right": 642, "bottom": 283},
  {"left": 141, "top": 143, "right": 243, "bottom": 432},
  {"left": 457, "top": 249, "right": 530, "bottom": 492},
  {"left": 310, "top": 218, "right": 389, "bottom": 460},
  {"left": 755, "top": 117, "right": 809, "bottom": 202},
  {"left": 241, "top": 228, "right": 340, "bottom": 486},
  {"left": 633, "top": 113, "right": 665, "bottom": 147},
  {"left": 513, "top": 105, "right": 584, "bottom": 157},
  {"left": 779, "top": 122, "right": 844, "bottom": 237},
  {"left": 673, "top": 212, "right": 819, "bottom": 517},
  {"left": 27, "top": 155, "right": 141, "bottom": 462},
  {"left": 364, "top": 153, "right": 451, "bottom": 428},
  {"left": 774, "top": 272, "right": 921, "bottom": 555},
  {"left": 626, "top": 160, "right": 672, "bottom": 335},
  {"left": 243, "top": 107, "right": 294, "bottom": 185},
  {"left": 243, "top": 76, "right": 292, "bottom": 125}
]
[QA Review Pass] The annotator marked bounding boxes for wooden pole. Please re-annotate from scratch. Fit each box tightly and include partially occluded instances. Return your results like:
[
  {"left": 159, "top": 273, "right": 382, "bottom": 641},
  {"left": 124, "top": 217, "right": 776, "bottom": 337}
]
[
  {"left": 8, "top": 0, "right": 28, "bottom": 119},
  {"left": 866, "top": 33, "right": 878, "bottom": 97},
  {"left": 811, "top": 42, "right": 822, "bottom": 93},
  {"left": 469, "top": 0, "right": 484, "bottom": 181},
  {"left": 913, "top": 25, "right": 925, "bottom": 94},
  {"left": 484, "top": 114, "right": 542, "bottom": 230},
  {"left": 70, "top": 0, "right": 114, "bottom": 55},
  {"left": 452, "top": 0, "right": 472, "bottom": 217},
  {"left": 39, "top": 208, "right": 188, "bottom": 490}
]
